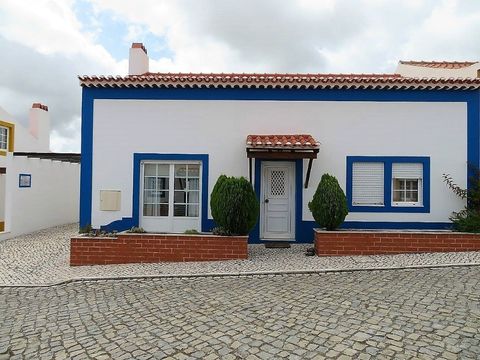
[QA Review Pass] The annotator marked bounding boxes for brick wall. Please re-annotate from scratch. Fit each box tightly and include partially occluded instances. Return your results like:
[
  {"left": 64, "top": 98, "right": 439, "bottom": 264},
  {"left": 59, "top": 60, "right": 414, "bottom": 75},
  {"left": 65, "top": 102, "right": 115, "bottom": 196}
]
[
  {"left": 70, "top": 233, "right": 248, "bottom": 266},
  {"left": 315, "top": 230, "right": 480, "bottom": 256}
]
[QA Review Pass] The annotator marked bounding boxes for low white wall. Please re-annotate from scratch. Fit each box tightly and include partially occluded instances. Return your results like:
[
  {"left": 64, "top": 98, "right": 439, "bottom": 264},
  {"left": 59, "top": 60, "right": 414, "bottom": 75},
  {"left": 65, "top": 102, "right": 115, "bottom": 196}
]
[
  {"left": 0, "top": 156, "right": 79, "bottom": 241},
  {"left": 91, "top": 100, "right": 467, "bottom": 228}
]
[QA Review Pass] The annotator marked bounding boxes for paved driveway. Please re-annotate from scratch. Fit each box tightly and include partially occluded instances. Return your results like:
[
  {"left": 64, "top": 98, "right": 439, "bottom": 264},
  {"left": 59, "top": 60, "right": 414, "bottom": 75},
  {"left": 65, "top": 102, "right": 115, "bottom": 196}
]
[{"left": 1, "top": 267, "right": 479, "bottom": 359}]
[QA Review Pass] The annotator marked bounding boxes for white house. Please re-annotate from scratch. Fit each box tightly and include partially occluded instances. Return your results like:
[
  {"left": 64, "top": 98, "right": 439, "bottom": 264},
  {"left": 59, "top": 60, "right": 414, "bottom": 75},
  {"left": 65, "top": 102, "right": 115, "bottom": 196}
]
[
  {"left": 78, "top": 43, "right": 480, "bottom": 243},
  {"left": 0, "top": 103, "right": 80, "bottom": 240}
]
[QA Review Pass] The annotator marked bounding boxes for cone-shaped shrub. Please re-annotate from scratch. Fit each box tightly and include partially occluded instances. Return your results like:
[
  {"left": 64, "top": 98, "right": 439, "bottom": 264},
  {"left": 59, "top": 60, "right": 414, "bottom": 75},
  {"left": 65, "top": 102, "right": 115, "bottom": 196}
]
[
  {"left": 210, "top": 174, "right": 228, "bottom": 223},
  {"left": 210, "top": 175, "right": 259, "bottom": 235},
  {"left": 308, "top": 173, "right": 348, "bottom": 231}
]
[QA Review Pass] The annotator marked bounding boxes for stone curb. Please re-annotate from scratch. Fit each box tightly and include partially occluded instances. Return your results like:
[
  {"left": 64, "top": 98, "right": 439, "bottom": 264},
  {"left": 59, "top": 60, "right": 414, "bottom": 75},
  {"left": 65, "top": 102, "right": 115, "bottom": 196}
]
[{"left": 1, "top": 262, "right": 479, "bottom": 288}]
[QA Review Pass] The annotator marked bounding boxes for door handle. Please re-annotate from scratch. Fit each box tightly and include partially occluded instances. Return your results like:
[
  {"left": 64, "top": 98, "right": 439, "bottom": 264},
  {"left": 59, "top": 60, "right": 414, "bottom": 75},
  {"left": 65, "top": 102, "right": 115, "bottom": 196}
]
[{"left": 264, "top": 199, "right": 269, "bottom": 203}]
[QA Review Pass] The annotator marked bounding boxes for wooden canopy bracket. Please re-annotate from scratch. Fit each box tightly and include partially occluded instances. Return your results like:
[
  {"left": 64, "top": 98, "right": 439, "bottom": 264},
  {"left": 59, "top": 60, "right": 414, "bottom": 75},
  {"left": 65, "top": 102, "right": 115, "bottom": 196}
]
[
  {"left": 304, "top": 158, "right": 314, "bottom": 189},
  {"left": 249, "top": 157, "right": 253, "bottom": 184}
]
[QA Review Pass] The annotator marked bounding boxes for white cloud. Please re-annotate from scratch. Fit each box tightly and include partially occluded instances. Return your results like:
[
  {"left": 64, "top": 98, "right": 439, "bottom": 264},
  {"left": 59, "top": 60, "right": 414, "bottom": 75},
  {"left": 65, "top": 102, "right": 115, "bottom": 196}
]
[
  {"left": 50, "top": 116, "right": 81, "bottom": 153},
  {"left": 89, "top": 0, "right": 480, "bottom": 73},
  {"left": 400, "top": 0, "right": 480, "bottom": 60},
  {"left": 0, "top": 0, "right": 125, "bottom": 152}
]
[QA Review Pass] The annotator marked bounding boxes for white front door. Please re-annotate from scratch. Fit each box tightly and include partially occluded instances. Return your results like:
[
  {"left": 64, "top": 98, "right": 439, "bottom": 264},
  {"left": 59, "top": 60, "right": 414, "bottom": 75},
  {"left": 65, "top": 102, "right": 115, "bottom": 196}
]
[{"left": 260, "top": 161, "right": 295, "bottom": 240}]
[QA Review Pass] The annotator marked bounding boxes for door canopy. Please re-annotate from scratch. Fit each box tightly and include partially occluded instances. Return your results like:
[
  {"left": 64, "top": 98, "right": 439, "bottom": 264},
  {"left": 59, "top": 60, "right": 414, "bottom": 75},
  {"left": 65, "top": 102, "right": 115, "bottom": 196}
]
[{"left": 246, "top": 134, "right": 320, "bottom": 188}]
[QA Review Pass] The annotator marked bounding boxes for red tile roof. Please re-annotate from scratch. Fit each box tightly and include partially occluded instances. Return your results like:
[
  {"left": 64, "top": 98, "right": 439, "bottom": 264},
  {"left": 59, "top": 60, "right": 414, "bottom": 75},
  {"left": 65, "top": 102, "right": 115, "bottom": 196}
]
[
  {"left": 399, "top": 61, "right": 477, "bottom": 69},
  {"left": 79, "top": 72, "right": 480, "bottom": 90},
  {"left": 246, "top": 134, "right": 319, "bottom": 149}
]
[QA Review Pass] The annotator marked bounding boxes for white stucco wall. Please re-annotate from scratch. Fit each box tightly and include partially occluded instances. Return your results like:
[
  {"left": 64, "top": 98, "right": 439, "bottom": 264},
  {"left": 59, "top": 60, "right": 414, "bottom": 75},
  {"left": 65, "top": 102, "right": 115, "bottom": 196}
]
[
  {"left": 0, "top": 105, "right": 79, "bottom": 241},
  {"left": 0, "top": 155, "right": 79, "bottom": 241},
  {"left": 91, "top": 100, "right": 467, "bottom": 228}
]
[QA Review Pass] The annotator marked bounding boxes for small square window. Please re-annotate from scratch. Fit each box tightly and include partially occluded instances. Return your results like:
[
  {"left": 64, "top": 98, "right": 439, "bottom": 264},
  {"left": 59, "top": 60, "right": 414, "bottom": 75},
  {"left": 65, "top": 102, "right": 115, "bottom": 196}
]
[
  {"left": 393, "top": 179, "right": 420, "bottom": 204},
  {"left": 392, "top": 163, "right": 423, "bottom": 207}
]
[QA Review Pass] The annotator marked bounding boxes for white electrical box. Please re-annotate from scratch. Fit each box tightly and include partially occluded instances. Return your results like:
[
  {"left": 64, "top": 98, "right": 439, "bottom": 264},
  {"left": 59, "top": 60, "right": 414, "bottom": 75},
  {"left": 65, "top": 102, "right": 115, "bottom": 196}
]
[{"left": 100, "top": 190, "right": 121, "bottom": 211}]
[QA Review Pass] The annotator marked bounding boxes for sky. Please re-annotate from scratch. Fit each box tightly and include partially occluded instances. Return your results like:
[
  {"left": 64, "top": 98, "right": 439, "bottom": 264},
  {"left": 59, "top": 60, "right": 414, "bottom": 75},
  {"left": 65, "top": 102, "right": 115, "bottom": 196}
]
[{"left": 0, "top": 0, "right": 480, "bottom": 152}]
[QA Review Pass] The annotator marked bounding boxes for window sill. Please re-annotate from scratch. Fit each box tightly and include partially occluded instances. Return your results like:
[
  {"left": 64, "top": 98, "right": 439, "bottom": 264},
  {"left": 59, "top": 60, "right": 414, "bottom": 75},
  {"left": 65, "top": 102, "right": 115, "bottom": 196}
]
[{"left": 392, "top": 203, "right": 423, "bottom": 207}]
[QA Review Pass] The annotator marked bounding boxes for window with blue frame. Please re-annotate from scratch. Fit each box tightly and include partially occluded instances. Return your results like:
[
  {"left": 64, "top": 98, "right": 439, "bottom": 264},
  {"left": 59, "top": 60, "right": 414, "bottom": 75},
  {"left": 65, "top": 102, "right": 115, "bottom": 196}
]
[{"left": 346, "top": 156, "right": 430, "bottom": 213}]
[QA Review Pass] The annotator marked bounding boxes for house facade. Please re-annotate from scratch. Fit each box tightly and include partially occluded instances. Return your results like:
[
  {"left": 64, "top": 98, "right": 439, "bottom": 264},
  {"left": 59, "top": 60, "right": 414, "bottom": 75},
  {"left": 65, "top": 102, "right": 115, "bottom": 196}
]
[
  {"left": 79, "top": 43, "right": 480, "bottom": 243},
  {"left": 0, "top": 103, "right": 80, "bottom": 240}
]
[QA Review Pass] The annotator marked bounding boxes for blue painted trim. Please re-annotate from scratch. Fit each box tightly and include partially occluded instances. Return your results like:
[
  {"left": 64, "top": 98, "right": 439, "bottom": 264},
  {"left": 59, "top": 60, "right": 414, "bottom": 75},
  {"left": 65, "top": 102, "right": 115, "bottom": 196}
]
[
  {"left": 468, "top": 91, "right": 480, "bottom": 180},
  {"left": 82, "top": 87, "right": 477, "bottom": 104},
  {"left": 79, "top": 87, "right": 94, "bottom": 228},
  {"left": 346, "top": 156, "right": 430, "bottom": 213},
  {"left": 18, "top": 173, "right": 31, "bottom": 188},
  {"left": 340, "top": 221, "right": 451, "bottom": 230},
  {"left": 80, "top": 87, "right": 479, "bottom": 234},
  {"left": 302, "top": 220, "right": 451, "bottom": 231},
  {"left": 101, "top": 217, "right": 135, "bottom": 232},
  {"left": 251, "top": 159, "right": 261, "bottom": 243},
  {"left": 297, "top": 220, "right": 452, "bottom": 242}
]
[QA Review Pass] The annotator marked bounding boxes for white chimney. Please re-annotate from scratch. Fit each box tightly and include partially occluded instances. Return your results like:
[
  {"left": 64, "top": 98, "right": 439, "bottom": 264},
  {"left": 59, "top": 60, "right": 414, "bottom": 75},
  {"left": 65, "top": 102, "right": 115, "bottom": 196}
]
[
  {"left": 129, "top": 43, "right": 149, "bottom": 75},
  {"left": 29, "top": 103, "right": 50, "bottom": 152}
]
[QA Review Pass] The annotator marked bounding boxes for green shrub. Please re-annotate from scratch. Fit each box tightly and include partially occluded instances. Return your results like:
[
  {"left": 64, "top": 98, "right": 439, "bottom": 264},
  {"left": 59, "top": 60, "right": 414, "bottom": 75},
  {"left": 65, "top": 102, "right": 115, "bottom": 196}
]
[
  {"left": 210, "top": 174, "right": 228, "bottom": 223},
  {"left": 184, "top": 229, "right": 200, "bottom": 235},
  {"left": 443, "top": 166, "right": 480, "bottom": 232},
  {"left": 212, "top": 227, "right": 232, "bottom": 236},
  {"left": 79, "top": 224, "right": 92, "bottom": 234},
  {"left": 210, "top": 176, "right": 259, "bottom": 235},
  {"left": 127, "top": 226, "right": 146, "bottom": 233},
  {"left": 308, "top": 174, "right": 348, "bottom": 231},
  {"left": 449, "top": 210, "right": 480, "bottom": 232}
]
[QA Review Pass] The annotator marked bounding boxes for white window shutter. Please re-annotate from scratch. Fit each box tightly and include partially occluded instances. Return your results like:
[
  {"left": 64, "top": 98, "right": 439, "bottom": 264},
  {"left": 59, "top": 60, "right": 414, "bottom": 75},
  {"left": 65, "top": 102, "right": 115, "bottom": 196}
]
[
  {"left": 352, "top": 162, "right": 384, "bottom": 206},
  {"left": 392, "top": 163, "right": 423, "bottom": 179}
]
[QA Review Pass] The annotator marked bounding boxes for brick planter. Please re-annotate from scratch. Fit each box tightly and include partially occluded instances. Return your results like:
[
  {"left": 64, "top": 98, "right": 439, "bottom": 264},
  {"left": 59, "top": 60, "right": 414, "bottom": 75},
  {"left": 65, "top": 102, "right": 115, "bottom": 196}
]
[
  {"left": 314, "top": 229, "right": 480, "bottom": 256},
  {"left": 70, "top": 233, "right": 248, "bottom": 266}
]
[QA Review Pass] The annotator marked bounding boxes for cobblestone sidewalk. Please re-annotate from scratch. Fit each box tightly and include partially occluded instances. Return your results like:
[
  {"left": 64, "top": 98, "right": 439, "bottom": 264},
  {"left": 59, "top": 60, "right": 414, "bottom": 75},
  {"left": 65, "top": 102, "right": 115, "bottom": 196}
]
[
  {"left": 0, "top": 224, "right": 480, "bottom": 286},
  {"left": 1, "top": 267, "right": 479, "bottom": 359}
]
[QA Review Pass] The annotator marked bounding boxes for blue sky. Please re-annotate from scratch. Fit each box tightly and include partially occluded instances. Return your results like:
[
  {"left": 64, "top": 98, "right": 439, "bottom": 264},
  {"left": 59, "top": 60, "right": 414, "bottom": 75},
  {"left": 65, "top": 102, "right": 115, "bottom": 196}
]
[
  {"left": 73, "top": 0, "right": 173, "bottom": 61},
  {"left": 0, "top": 0, "right": 480, "bottom": 152}
]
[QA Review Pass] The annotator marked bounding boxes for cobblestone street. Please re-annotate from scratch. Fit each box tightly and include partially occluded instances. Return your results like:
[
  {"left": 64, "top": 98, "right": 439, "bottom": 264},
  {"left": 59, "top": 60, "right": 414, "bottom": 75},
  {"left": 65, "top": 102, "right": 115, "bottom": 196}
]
[
  {"left": 1, "top": 224, "right": 480, "bottom": 286},
  {"left": 1, "top": 266, "right": 479, "bottom": 359}
]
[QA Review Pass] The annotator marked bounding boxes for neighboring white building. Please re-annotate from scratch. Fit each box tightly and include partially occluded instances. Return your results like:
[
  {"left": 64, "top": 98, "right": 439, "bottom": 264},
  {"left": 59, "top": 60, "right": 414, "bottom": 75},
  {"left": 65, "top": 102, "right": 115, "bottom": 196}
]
[
  {"left": 396, "top": 60, "right": 480, "bottom": 78},
  {"left": 0, "top": 103, "right": 80, "bottom": 240},
  {"left": 78, "top": 43, "right": 480, "bottom": 243}
]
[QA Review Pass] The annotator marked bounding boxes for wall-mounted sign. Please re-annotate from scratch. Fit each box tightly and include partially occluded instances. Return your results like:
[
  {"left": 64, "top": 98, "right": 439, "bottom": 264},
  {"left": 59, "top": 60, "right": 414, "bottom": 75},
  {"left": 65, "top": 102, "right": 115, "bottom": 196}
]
[{"left": 19, "top": 174, "right": 31, "bottom": 188}]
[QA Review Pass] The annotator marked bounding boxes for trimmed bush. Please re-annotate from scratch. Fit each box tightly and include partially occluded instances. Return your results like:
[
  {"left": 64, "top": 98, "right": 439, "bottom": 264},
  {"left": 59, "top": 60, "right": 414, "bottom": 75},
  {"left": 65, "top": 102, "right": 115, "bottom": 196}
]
[
  {"left": 308, "top": 174, "right": 348, "bottom": 231},
  {"left": 210, "top": 176, "right": 259, "bottom": 235},
  {"left": 210, "top": 174, "right": 228, "bottom": 223},
  {"left": 449, "top": 210, "right": 480, "bottom": 232},
  {"left": 443, "top": 166, "right": 480, "bottom": 232}
]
